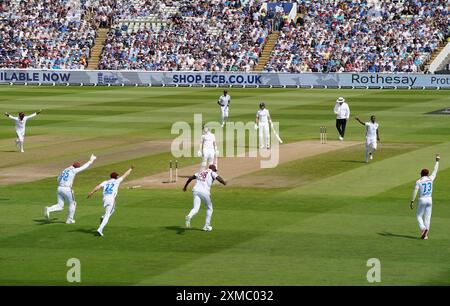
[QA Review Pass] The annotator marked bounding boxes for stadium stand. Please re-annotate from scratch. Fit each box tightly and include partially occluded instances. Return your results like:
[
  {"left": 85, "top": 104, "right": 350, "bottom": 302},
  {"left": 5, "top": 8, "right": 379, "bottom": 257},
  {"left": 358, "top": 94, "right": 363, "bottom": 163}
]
[
  {"left": 0, "top": 0, "right": 96, "bottom": 69},
  {"left": 263, "top": 0, "right": 449, "bottom": 73},
  {"left": 254, "top": 31, "right": 280, "bottom": 72},
  {"left": 97, "top": 0, "right": 270, "bottom": 71},
  {"left": 0, "top": 0, "right": 448, "bottom": 73}
]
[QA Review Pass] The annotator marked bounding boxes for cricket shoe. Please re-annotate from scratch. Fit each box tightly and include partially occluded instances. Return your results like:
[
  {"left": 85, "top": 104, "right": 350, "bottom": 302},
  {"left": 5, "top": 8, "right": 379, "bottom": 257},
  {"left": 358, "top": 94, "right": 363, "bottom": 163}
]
[
  {"left": 44, "top": 207, "right": 50, "bottom": 220},
  {"left": 96, "top": 230, "right": 104, "bottom": 237},
  {"left": 421, "top": 229, "right": 429, "bottom": 240},
  {"left": 65, "top": 219, "right": 76, "bottom": 224},
  {"left": 266, "top": 145, "right": 270, "bottom": 149},
  {"left": 203, "top": 225, "right": 213, "bottom": 232},
  {"left": 339, "top": 136, "right": 344, "bottom": 141},
  {"left": 185, "top": 216, "right": 191, "bottom": 228},
  {"left": 369, "top": 153, "right": 373, "bottom": 160}
]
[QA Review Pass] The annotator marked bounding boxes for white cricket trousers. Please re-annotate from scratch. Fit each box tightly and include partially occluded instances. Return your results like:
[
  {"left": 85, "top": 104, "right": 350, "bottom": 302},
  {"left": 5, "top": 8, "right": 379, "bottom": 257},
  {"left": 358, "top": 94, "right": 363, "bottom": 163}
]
[
  {"left": 16, "top": 129, "right": 25, "bottom": 151},
  {"left": 187, "top": 192, "right": 213, "bottom": 227},
  {"left": 417, "top": 198, "right": 432, "bottom": 232},
  {"left": 201, "top": 148, "right": 216, "bottom": 169},
  {"left": 259, "top": 122, "right": 270, "bottom": 148},
  {"left": 47, "top": 186, "right": 77, "bottom": 221},
  {"left": 221, "top": 106, "right": 229, "bottom": 126},
  {"left": 98, "top": 199, "right": 116, "bottom": 233},
  {"left": 365, "top": 139, "right": 377, "bottom": 161}
]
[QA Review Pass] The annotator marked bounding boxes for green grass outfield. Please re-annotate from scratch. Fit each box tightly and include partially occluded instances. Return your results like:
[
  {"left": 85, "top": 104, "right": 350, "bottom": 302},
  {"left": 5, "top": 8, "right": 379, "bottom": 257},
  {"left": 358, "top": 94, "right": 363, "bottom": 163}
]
[{"left": 0, "top": 86, "right": 449, "bottom": 285}]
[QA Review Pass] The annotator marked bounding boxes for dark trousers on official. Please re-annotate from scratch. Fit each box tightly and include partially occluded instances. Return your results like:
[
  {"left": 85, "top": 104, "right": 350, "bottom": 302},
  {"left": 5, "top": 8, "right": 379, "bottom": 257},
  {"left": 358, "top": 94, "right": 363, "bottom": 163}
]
[{"left": 336, "top": 119, "right": 347, "bottom": 137}]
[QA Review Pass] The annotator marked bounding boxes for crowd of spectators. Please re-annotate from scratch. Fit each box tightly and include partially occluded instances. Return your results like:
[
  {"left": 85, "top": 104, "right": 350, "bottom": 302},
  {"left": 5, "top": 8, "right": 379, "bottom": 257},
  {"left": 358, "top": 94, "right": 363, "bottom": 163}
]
[
  {"left": 0, "top": 1, "right": 10, "bottom": 14},
  {"left": 264, "top": 0, "right": 449, "bottom": 73},
  {"left": 82, "top": 0, "right": 116, "bottom": 28},
  {"left": 0, "top": 0, "right": 448, "bottom": 72},
  {"left": 98, "top": 0, "right": 270, "bottom": 71},
  {"left": 112, "top": 0, "right": 170, "bottom": 22},
  {"left": 0, "top": 0, "right": 96, "bottom": 69}
]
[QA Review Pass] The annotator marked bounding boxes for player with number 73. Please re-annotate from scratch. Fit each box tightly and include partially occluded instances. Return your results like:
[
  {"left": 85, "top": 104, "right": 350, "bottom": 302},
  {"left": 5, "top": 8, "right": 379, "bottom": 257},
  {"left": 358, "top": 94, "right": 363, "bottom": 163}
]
[{"left": 410, "top": 154, "right": 440, "bottom": 240}]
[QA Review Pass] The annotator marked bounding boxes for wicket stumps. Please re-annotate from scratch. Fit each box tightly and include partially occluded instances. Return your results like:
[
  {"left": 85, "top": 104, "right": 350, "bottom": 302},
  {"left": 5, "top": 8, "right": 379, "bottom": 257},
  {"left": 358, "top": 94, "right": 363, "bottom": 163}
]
[
  {"left": 169, "top": 160, "right": 178, "bottom": 183},
  {"left": 320, "top": 126, "right": 327, "bottom": 144},
  {"left": 175, "top": 160, "right": 178, "bottom": 182}
]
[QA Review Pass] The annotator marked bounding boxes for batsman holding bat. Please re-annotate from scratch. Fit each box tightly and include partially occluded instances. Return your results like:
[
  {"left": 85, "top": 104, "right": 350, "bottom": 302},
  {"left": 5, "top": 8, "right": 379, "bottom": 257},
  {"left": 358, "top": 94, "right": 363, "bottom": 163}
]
[{"left": 255, "top": 102, "right": 282, "bottom": 149}]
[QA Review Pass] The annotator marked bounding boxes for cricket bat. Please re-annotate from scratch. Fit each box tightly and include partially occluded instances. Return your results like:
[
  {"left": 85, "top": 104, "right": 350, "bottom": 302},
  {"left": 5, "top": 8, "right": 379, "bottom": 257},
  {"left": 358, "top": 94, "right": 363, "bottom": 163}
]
[{"left": 273, "top": 128, "right": 283, "bottom": 143}]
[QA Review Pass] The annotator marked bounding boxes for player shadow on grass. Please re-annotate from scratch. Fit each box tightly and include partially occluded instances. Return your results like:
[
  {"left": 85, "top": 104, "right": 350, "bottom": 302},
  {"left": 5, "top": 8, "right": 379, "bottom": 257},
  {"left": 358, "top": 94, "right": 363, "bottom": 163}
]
[
  {"left": 165, "top": 226, "right": 203, "bottom": 234},
  {"left": 33, "top": 218, "right": 65, "bottom": 225},
  {"left": 378, "top": 231, "right": 419, "bottom": 240},
  {"left": 68, "top": 228, "right": 99, "bottom": 236},
  {"left": 340, "top": 160, "right": 367, "bottom": 164}
]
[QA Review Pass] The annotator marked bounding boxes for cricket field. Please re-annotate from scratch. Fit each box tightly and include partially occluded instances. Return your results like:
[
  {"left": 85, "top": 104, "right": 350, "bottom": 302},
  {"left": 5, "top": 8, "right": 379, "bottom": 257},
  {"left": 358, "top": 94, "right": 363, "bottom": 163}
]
[{"left": 0, "top": 86, "right": 449, "bottom": 285}]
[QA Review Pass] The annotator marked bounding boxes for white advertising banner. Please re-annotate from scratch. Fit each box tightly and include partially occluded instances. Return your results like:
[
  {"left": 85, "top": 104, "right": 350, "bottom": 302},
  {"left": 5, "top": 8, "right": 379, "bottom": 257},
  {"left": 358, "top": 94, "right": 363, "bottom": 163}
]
[{"left": 0, "top": 69, "right": 449, "bottom": 89}]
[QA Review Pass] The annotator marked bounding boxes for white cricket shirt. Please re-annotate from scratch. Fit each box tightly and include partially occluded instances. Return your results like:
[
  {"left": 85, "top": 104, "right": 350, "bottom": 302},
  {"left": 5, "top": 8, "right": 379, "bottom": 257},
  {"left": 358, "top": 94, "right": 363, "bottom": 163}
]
[
  {"left": 192, "top": 169, "right": 218, "bottom": 196},
  {"left": 219, "top": 94, "right": 231, "bottom": 107},
  {"left": 57, "top": 161, "right": 93, "bottom": 188},
  {"left": 257, "top": 109, "right": 270, "bottom": 124},
  {"left": 101, "top": 177, "right": 124, "bottom": 200},
  {"left": 202, "top": 132, "right": 216, "bottom": 150},
  {"left": 413, "top": 162, "right": 439, "bottom": 200},
  {"left": 365, "top": 121, "right": 379, "bottom": 141},
  {"left": 8, "top": 113, "right": 37, "bottom": 133}
]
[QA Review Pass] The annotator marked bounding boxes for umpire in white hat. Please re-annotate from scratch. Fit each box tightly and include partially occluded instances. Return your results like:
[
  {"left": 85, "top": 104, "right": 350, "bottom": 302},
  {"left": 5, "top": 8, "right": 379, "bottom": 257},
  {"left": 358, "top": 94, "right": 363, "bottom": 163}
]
[{"left": 333, "top": 97, "right": 350, "bottom": 140}]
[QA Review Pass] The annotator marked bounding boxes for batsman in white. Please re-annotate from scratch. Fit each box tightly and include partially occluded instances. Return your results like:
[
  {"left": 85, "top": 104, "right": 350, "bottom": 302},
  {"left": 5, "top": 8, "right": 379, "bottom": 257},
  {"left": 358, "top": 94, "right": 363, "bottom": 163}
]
[
  {"left": 255, "top": 102, "right": 273, "bottom": 149},
  {"left": 4, "top": 110, "right": 41, "bottom": 153},
  {"left": 183, "top": 164, "right": 226, "bottom": 232},
  {"left": 45, "top": 154, "right": 97, "bottom": 224},
  {"left": 355, "top": 115, "right": 380, "bottom": 163},
  {"left": 87, "top": 166, "right": 134, "bottom": 237},
  {"left": 198, "top": 126, "right": 218, "bottom": 171},
  {"left": 218, "top": 90, "right": 231, "bottom": 128},
  {"left": 410, "top": 154, "right": 440, "bottom": 240}
]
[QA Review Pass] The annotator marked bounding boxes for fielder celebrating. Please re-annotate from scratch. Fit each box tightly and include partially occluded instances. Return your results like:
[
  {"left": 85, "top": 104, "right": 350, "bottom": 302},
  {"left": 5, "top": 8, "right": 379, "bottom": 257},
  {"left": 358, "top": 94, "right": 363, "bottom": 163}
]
[
  {"left": 4, "top": 110, "right": 41, "bottom": 153},
  {"left": 255, "top": 102, "right": 272, "bottom": 149},
  {"left": 198, "top": 126, "right": 218, "bottom": 171},
  {"left": 87, "top": 166, "right": 134, "bottom": 237},
  {"left": 183, "top": 164, "right": 226, "bottom": 232},
  {"left": 410, "top": 154, "right": 440, "bottom": 240},
  {"left": 333, "top": 97, "right": 350, "bottom": 141},
  {"left": 218, "top": 90, "right": 231, "bottom": 127},
  {"left": 355, "top": 115, "right": 380, "bottom": 163},
  {"left": 45, "top": 154, "right": 97, "bottom": 224}
]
